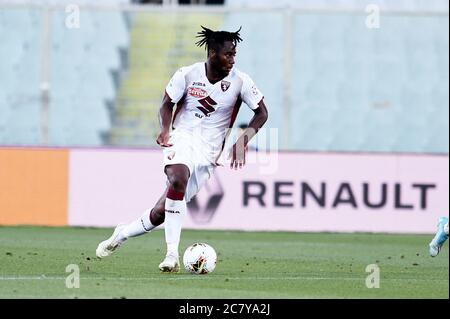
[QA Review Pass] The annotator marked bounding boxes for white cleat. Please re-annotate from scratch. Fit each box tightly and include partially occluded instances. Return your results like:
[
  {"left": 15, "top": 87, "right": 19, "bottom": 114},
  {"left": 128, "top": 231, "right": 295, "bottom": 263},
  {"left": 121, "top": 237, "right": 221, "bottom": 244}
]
[
  {"left": 159, "top": 253, "right": 180, "bottom": 273},
  {"left": 429, "top": 243, "right": 441, "bottom": 258},
  {"left": 429, "top": 217, "right": 449, "bottom": 257},
  {"left": 96, "top": 224, "right": 126, "bottom": 259}
]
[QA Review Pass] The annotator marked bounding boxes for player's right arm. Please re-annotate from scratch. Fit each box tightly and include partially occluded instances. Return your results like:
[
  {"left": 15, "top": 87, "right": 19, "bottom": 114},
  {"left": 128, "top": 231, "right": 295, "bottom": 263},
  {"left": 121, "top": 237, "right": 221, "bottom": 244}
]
[
  {"left": 156, "top": 67, "right": 188, "bottom": 147},
  {"left": 156, "top": 92, "right": 175, "bottom": 147}
]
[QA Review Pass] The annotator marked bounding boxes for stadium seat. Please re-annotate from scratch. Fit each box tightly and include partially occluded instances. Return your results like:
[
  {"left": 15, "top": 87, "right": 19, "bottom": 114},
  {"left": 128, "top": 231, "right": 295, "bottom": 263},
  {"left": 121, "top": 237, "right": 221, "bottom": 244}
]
[
  {"left": 0, "top": 7, "right": 127, "bottom": 146},
  {"left": 0, "top": 3, "right": 448, "bottom": 154}
]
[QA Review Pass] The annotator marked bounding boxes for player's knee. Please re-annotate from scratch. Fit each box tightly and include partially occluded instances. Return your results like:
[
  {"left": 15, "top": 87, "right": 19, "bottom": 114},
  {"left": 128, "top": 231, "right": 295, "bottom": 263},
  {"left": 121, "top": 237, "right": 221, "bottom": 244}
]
[{"left": 168, "top": 174, "right": 188, "bottom": 193}]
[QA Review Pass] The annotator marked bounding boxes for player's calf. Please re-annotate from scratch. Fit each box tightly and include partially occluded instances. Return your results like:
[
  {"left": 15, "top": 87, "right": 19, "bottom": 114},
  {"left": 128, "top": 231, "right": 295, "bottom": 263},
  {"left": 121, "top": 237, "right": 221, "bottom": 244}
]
[{"left": 150, "top": 205, "right": 165, "bottom": 226}]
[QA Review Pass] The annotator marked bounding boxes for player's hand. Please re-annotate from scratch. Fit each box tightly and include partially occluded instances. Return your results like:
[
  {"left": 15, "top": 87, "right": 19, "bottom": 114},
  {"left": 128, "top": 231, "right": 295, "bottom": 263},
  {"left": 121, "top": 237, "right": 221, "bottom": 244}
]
[
  {"left": 228, "top": 142, "right": 248, "bottom": 170},
  {"left": 156, "top": 131, "right": 173, "bottom": 147}
]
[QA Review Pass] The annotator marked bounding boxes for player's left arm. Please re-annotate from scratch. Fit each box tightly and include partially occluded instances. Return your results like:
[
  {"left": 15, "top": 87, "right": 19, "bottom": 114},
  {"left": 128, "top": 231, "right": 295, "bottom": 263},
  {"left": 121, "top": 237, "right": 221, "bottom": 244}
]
[
  {"left": 229, "top": 99, "right": 268, "bottom": 169},
  {"left": 240, "top": 99, "right": 268, "bottom": 148}
]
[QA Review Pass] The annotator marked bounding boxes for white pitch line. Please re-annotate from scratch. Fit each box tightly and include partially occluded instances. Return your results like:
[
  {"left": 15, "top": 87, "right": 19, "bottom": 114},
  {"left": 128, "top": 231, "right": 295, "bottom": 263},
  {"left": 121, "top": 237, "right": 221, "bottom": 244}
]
[{"left": 0, "top": 276, "right": 444, "bottom": 282}]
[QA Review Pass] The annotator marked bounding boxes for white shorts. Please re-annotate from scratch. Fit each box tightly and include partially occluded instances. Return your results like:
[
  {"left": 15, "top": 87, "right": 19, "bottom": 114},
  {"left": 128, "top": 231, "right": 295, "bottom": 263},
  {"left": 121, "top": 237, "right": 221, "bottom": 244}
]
[{"left": 163, "top": 130, "right": 215, "bottom": 202}]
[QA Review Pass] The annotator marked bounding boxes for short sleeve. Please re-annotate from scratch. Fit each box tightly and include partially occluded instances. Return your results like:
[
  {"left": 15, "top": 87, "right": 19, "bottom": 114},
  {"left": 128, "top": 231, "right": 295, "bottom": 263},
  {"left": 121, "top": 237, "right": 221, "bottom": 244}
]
[
  {"left": 165, "top": 68, "right": 187, "bottom": 103},
  {"left": 240, "top": 73, "right": 264, "bottom": 110}
]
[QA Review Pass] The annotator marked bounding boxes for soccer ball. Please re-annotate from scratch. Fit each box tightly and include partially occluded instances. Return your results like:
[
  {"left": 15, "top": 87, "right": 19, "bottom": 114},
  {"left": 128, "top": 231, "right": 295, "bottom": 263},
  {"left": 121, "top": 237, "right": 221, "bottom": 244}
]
[{"left": 183, "top": 243, "right": 217, "bottom": 274}]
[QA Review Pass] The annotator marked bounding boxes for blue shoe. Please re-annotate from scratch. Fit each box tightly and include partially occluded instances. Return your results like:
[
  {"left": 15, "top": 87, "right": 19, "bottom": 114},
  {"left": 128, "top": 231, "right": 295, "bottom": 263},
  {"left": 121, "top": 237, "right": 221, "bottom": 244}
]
[{"left": 429, "top": 217, "right": 449, "bottom": 257}]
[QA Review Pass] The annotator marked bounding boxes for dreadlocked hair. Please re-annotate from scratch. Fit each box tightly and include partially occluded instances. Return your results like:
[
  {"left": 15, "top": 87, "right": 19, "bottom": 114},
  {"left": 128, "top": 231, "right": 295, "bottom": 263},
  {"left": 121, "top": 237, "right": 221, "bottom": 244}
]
[{"left": 195, "top": 25, "right": 243, "bottom": 53}]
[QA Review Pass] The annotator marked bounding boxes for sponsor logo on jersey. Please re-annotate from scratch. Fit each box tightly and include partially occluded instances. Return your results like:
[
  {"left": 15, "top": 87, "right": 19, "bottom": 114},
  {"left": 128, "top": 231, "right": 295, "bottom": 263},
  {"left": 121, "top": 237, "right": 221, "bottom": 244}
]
[
  {"left": 221, "top": 80, "right": 231, "bottom": 92},
  {"left": 196, "top": 96, "right": 217, "bottom": 117},
  {"left": 192, "top": 81, "right": 206, "bottom": 87},
  {"left": 188, "top": 87, "right": 208, "bottom": 98}
]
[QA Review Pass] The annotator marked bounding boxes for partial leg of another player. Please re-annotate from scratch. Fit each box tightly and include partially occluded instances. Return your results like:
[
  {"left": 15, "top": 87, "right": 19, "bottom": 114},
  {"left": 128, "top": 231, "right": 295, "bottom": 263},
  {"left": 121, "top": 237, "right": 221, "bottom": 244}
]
[
  {"left": 429, "top": 216, "right": 449, "bottom": 257},
  {"left": 95, "top": 188, "right": 167, "bottom": 258}
]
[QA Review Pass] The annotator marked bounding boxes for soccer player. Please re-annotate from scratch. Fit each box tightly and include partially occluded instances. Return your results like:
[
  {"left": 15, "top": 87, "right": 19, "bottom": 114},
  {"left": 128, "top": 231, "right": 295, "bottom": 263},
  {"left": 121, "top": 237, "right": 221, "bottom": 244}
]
[
  {"left": 96, "top": 26, "right": 268, "bottom": 272},
  {"left": 429, "top": 216, "right": 449, "bottom": 257}
]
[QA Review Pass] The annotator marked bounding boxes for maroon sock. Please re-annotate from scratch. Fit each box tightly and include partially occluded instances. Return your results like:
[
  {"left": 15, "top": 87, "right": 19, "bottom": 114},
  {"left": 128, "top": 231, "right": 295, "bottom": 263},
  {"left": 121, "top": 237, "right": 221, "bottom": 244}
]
[{"left": 167, "top": 188, "right": 185, "bottom": 201}]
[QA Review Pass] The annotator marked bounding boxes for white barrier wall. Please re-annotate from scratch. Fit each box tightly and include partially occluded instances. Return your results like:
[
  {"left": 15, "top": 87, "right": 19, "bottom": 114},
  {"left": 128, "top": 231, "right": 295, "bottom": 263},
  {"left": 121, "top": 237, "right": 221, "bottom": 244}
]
[{"left": 68, "top": 149, "right": 449, "bottom": 233}]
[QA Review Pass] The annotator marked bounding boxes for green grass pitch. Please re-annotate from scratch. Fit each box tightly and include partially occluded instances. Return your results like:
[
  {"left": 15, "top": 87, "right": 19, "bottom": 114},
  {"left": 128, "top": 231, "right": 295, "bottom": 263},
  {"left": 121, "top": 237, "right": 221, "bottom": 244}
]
[{"left": 0, "top": 226, "right": 448, "bottom": 299}]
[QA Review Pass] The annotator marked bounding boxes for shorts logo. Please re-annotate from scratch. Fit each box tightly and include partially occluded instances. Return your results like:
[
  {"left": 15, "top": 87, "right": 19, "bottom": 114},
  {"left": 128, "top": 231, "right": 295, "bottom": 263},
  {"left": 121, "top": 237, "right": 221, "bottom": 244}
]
[
  {"left": 188, "top": 87, "right": 208, "bottom": 98},
  {"left": 167, "top": 151, "right": 176, "bottom": 160},
  {"left": 221, "top": 81, "right": 231, "bottom": 92}
]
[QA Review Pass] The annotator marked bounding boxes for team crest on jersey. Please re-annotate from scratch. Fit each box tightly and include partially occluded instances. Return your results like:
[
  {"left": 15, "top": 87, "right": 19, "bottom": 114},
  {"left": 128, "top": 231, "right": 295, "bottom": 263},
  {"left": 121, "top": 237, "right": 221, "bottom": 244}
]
[
  {"left": 221, "top": 80, "right": 231, "bottom": 92},
  {"left": 188, "top": 87, "right": 208, "bottom": 99}
]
